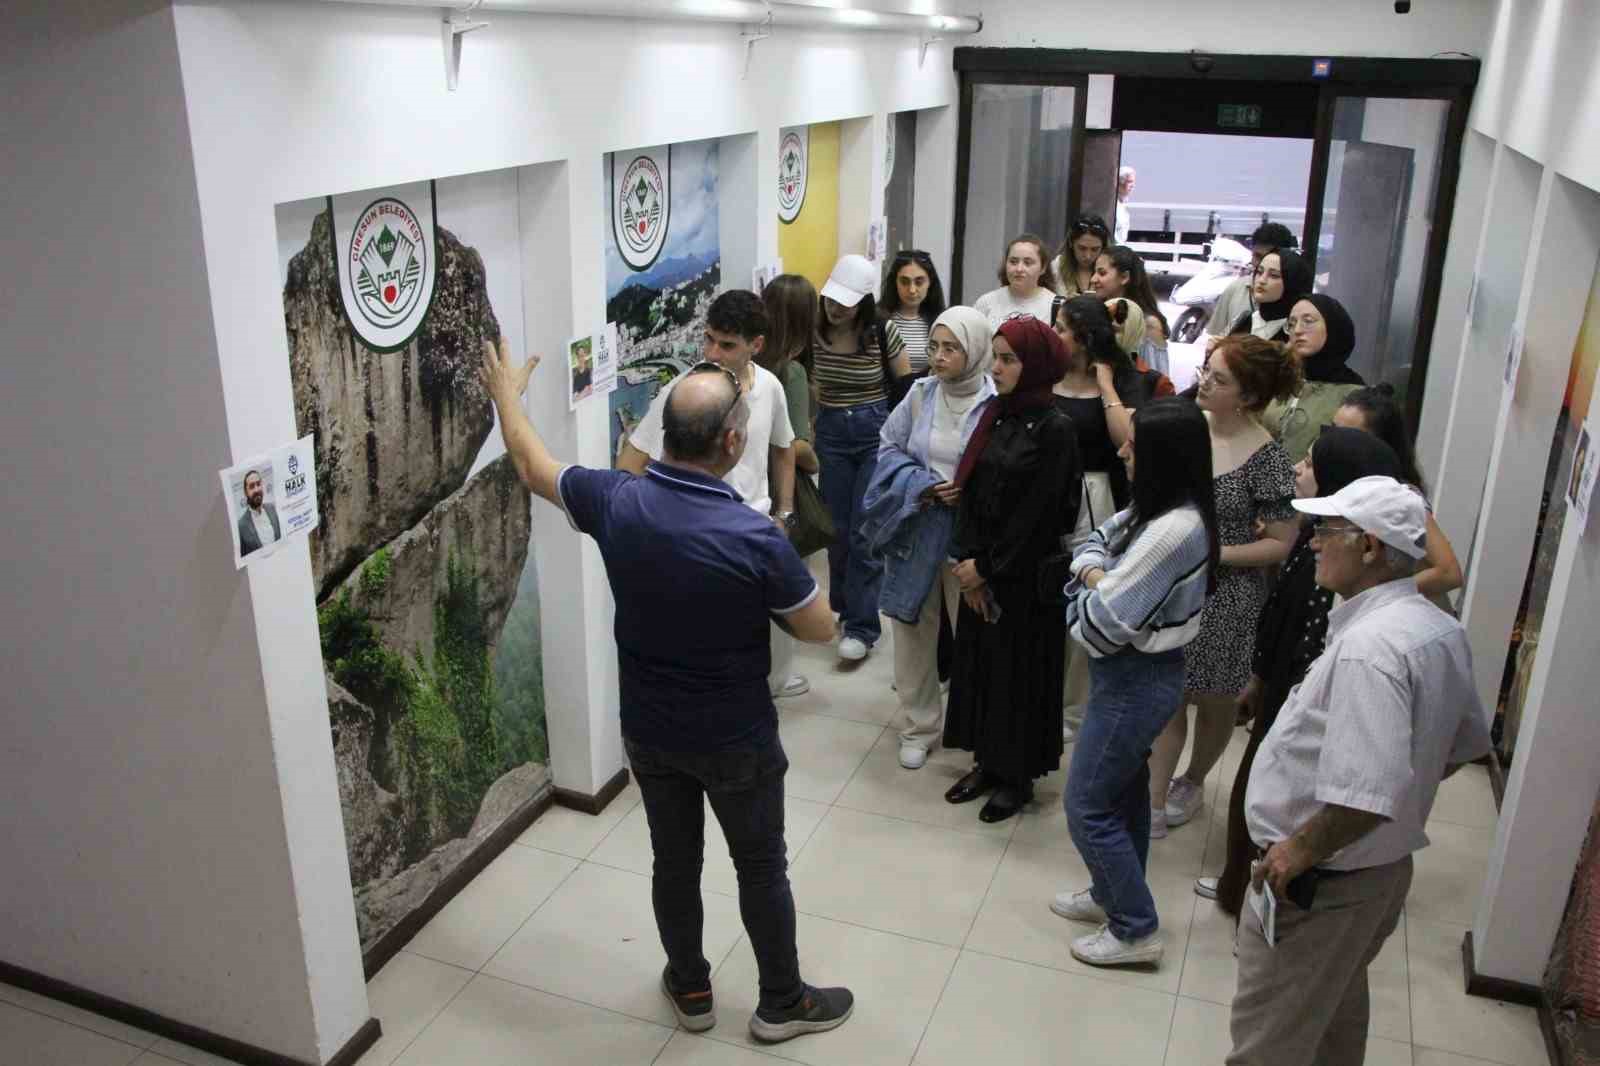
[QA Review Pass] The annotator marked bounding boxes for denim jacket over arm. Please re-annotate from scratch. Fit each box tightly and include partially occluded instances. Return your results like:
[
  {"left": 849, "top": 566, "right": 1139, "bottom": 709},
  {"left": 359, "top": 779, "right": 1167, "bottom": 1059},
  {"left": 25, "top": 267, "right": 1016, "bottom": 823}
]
[{"left": 861, "top": 376, "right": 995, "bottom": 624}]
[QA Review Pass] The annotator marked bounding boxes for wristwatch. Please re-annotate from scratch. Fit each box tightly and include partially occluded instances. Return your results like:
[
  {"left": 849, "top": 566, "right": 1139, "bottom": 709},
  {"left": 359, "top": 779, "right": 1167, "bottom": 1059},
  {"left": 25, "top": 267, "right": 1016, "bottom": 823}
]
[{"left": 776, "top": 511, "right": 797, "bottom": 530}]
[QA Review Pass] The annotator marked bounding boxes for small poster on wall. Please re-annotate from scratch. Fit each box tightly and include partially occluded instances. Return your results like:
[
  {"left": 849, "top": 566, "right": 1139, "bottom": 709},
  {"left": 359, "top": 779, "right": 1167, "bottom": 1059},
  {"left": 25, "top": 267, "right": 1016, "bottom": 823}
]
[
  {"left": 328, "top": 182, "right": 438, "bottom": 352},
  {"left": 568, "top": 334, "right": 596, "bottom": 409},
  {"left": 752, "top": 259, "right": 784, "bottom": 294},
  {"left": 1569, "top": 421, "right": 1598, "bottom": 533},
  {"left": 868, "top": 217, "right": 888, "bottom": 262},
  {"left": 220, "top": 435, "right": 319, "bottom": 569},
  {"left": 594, "top": 322, "right": 619, "bottom": 398},
  {"left": 778, "top": 127, "right": 809, "bottom": 225}
]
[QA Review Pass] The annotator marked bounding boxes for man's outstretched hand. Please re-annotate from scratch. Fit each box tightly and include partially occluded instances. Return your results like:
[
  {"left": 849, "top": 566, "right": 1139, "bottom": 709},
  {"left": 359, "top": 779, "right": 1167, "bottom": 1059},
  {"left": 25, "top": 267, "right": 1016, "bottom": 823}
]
[{"left": 480, "top": 336, "right": 539, "bottom": 404}]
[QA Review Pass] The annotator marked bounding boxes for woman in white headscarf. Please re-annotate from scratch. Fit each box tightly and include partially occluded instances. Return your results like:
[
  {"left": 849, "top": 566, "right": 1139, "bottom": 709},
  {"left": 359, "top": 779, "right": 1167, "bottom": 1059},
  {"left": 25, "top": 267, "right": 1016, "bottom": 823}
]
[{"left": 864, "top": 306, "right": 997, "bottom": 770}]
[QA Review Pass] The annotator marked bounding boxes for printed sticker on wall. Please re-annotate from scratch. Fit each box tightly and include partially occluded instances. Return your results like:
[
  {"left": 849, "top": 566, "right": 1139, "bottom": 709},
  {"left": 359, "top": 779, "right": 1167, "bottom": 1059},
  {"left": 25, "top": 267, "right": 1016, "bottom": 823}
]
[
  {"left": 885, "top": 117, "right": 896, "bottom": 189},
  {"left": 1569, "top": 421, "right": 1598, "bottom": 533},
  {"left": 569, "top": 333, "right": 596, "bottom": 410},
  {"left": 220, "top": 435, "right": 319, "bottom": 569},
  {"left": 329, "top": 182, "right": 438, "bottom": 352},
  {"left": 613, "top": 149, "right": 672, "bottom": 271},
  {"left": 778, "top": 127, "right": 809, "bottom": 224},
  {"left": 593, "top": 322, "right": 620, "bottom": 399}
]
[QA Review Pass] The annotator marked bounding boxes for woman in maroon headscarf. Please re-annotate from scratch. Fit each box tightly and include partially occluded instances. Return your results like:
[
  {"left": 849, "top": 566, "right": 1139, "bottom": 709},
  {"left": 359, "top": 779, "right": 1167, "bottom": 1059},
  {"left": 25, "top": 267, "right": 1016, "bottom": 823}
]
[{"left": 942, "top": 316, "right": 1083, "bottom": 823}]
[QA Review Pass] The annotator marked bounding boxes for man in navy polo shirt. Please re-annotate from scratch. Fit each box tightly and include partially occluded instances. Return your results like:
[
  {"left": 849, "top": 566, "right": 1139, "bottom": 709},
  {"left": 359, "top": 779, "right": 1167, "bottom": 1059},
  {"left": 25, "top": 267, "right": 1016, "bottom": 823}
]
[{"left": 480, "top": 337, "right": 853, "bottom": 1045}]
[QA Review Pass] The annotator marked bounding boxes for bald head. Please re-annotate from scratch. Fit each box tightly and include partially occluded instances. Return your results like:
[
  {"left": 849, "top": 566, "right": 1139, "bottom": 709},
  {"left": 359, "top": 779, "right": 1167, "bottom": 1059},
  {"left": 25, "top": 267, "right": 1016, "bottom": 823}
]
[{"left": 663, "top": 368, "right": 747, "bottom": 466}]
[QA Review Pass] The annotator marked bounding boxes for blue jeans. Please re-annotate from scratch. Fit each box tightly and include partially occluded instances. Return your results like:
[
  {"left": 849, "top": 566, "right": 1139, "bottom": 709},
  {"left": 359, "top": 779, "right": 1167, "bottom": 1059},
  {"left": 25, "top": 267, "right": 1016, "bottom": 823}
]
[
  {"left": 1065, "top": 646, "right": 1187, "bottom": 941},
  {"left": 815, "top": 400, "right": 888, "bottom": 643},
  {"left": 624, "top": 733, "right": 803, "bottom": 1010}
]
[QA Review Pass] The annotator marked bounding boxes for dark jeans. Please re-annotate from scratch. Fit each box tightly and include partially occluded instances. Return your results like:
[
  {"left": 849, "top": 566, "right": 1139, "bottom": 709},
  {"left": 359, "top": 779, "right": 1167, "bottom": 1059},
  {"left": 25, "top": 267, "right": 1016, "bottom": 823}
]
[
  {"left": 1066, "top": 646, "right": 1187, "bottom": 941},
  {"left": 815, "top": 400, "right": 888, "bottom": 644},
  {"left": 624, "top": 733, "right": 802, "bottom": 1010}
]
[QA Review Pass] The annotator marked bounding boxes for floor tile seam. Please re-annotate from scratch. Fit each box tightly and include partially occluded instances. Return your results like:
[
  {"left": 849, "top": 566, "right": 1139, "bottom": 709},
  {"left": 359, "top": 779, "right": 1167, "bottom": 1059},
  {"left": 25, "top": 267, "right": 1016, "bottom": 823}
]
[
  {"left": 378, "top": 963, "right": 481, "bottom": 1066},
  {"left": 1408, "top": 1040, "right": 1526, "bottom": 1065},
  {"left": 792, "top": 705, "right": 897, "bottom": 729},
  {"left": 1424, "top": 814, "right": 1498, "bottom": 832},
  {"left": 958, "top": 834, "right": 1014, "bottom": 951},
  {"left": 462, "top": 969, "right": 679, "bottom": 1038},
  {"left": 825, "top": 798, "right": 1023, "bottom": 842},
  {"left": 956, "top": 944, "right": 1185, "bottom": 1000},
  {"left": 0, "top": 995, "right": 157, "bottom": 1053},
  {"left": 471, "top": 856, "right": 589, "bottom": 975},
  {"left": 508, "top": 838, "right": 591, "bottom": 862},
  {"left": 904, "top": 945, "right": 965, "bottom": 1066},
  {"left": 828, "top": 724, "right": 892, "bottom": 804}
]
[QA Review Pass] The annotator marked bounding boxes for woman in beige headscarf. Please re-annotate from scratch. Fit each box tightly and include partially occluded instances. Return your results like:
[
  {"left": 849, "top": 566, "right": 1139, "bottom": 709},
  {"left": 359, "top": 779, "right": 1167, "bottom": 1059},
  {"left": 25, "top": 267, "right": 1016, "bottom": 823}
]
[{"left": 867, "top": 306, "right": 997, "bottom": 770}]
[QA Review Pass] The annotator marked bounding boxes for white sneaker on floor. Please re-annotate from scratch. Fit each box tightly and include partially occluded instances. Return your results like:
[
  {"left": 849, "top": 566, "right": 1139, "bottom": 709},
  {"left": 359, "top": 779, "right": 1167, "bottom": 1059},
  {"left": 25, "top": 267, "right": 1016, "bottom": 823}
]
[
  {"left": 898, "top": 744, "right": 928, "bottom": 770},
  {"left": 1071, "top": 925, "right": 1164, "bottom": 967},
  {"left": 1164, "top": 777, "right": 1204, "bottom": 826},
  {"left": 1194, "top": 876, "right": 1219, "bottom": 900},
  {"left": 1062, "top": 722, "right": 1077, "bottom": 743},
  {"left": 1149, "top": 809, "right": 1169, "bottom": 840},
  {"left": 772, "top": 675, "right": 810, "bottom": 699},
  {"left": 1050, "top": 888, "right": 1107, "bottom": 924},
  {"left": 838, "top": 637, "right": 870, "bottom": 661}
]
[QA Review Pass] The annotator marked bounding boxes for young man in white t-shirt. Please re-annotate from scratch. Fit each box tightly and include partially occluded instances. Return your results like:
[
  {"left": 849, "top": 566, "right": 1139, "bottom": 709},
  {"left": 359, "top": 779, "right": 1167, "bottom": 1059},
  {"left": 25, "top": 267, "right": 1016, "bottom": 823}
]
[{"left": 617, "top": 289, "right": 809, "bottom": 699}]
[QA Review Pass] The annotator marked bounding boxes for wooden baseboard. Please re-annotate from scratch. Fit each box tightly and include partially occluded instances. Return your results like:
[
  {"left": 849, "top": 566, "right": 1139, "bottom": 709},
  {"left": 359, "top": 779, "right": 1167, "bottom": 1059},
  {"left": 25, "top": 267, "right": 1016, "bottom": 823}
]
[
  {"left": 552, "top": 766, "right": 631, "bottom": 816},
  {"left": 1461, "top": 930, "right": 1544, "bottom": 1007},
  {"left": 361, "top": 785, "right": 555, "bottom": 978},
  {"left": 0, "top": 960, "right": 380, "bottom": 1066}
]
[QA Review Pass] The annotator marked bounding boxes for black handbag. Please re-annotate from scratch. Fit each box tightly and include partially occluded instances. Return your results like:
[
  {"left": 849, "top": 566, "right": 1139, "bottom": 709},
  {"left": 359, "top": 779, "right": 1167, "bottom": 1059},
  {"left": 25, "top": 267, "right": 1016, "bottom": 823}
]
[{"left": 789, "top": 472, "right": 835, "bottom": 558}]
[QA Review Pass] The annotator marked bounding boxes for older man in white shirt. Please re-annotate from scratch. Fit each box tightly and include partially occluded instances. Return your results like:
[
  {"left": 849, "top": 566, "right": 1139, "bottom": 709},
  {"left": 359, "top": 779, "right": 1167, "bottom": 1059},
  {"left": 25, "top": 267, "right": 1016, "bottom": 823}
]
[{"left": 1227, "top": 477, "right": 1492, "bottom": 1066}]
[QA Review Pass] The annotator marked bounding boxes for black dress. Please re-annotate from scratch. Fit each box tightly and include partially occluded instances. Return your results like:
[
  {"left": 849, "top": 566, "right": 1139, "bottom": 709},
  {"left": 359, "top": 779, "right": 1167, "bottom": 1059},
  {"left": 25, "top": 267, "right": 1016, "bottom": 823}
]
[
  {"left": 1053, "top": 394, "right": 1128, "bottom": 513},
  {"left": 943, "top": 407, "right": 1082, "bottom": 788}
]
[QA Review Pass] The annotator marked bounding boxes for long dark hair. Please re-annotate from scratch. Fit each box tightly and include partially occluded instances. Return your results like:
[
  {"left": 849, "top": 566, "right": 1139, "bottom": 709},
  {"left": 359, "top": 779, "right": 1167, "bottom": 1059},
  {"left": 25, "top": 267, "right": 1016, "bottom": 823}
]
[
  {"left": 1130, "top": 399, "right": 1221, "bottom": 594},
  {"left": 1339, "top": 385, "right": 1428, "bottom": 494},
  {"left": 1099, "top": 246, "right": 1160, "bottom": 315},
  {"left": 879, "top": 249, "right": 946, "bottom": 324},
  {"left": 1057, "top": 295, "right": 1132, "bottom": 375},
  {"left": 820, "top": 292, "right": 879, "bottom": 349},
  {"left": 760, "top": 273, "right": 816, "bottom": 379}
]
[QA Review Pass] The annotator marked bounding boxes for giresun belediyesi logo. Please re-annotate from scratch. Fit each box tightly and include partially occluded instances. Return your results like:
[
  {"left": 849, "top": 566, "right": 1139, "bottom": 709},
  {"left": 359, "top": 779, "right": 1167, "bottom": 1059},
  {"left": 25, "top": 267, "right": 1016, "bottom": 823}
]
[
  {"left": 350, "top": 197, "right": 427, "bottom": 329},
  {"left": 615, "top": 154, "right": 670, "bottom": 271},
  {"left": 778, "top": 129, "right": 808, "bottom": 224}
]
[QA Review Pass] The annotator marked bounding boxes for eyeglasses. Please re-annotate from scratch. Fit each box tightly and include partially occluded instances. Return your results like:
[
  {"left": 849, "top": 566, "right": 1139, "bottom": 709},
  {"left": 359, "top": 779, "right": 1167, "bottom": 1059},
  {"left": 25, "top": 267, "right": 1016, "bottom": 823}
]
[
  {"left": 1309, "top": 519, "right": 1366, "bottom": 541},
  {"left": 688, "top": 361, "right": 743, "bottom": 428}
]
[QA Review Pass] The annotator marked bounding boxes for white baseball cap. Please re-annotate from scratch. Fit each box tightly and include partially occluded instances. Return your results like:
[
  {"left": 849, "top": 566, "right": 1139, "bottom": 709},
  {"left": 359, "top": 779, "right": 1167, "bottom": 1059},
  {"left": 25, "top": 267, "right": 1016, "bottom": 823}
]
[
  {"left": 820, "top": 254, "right": 878, "bottom": 308},
  {"left": 1292, "top": 475, "right": 1428, "bottom": 559}
]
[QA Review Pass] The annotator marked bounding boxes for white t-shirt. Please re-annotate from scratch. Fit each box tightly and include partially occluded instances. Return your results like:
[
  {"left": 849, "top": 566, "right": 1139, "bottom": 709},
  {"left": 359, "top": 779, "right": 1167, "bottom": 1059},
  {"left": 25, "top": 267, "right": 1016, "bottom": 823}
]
[
  {"left": 250, "top": 507, "right": 278, "bottom": 547},
  {"left": 973, "top": 286, "right": 1057, "bottom": 329},
  {"left": 628, "top": 362, "right": 796, "bottom": 515}
]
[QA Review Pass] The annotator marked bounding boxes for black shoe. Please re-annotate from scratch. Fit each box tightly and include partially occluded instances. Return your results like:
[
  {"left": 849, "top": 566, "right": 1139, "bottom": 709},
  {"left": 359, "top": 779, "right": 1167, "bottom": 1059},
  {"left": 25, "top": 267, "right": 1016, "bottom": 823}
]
[
  {"left": 749, "top": 984, "right": 854, "bottom": 1043},
  {"left": 979, "top": 785, "right": 1031, "bottom": 823},
  {"left": 944, "top": 767, "right": 995, "bottom": 804},
  {"left": 661, "top": 966, "right": 715, "bottom": 1032}
]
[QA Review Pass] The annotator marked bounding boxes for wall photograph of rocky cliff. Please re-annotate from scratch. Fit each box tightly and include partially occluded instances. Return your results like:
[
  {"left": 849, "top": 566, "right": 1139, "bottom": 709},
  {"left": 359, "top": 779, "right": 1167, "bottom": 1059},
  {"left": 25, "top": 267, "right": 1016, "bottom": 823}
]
[{"left": 277, "top": 174, "right": 550, "bottom": 951}]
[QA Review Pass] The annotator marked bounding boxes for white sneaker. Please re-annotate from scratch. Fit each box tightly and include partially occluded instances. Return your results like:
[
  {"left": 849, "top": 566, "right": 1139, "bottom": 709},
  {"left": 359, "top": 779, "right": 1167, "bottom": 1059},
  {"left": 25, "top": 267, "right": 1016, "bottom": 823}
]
[
  {"left": 1050, "top": 888, "right": 1107, "bottom": 924},
  {"left": 1165, "top": 778, "right": 1204, "bottom": 827},
  {"left": 899, "top": 744, "right": 928, "bottom": 770},
  {"left": 772, "top": 675, "right": 810, "bottom": 699},
  {"left": 1071, "top": 925, "right": 1164, "bottom": 967},
  {"left": 1062, "top": 722, "right": 1077, "bottom": 743},
  {"left": 1194, "top": 876, "right": 1219, "bottom": 900},
  {"left": 838, "top": 637, "right": 869, "bottom": 661},
  {"left": 1149, "top": 809, "right": 1169, "bottom": 840}
]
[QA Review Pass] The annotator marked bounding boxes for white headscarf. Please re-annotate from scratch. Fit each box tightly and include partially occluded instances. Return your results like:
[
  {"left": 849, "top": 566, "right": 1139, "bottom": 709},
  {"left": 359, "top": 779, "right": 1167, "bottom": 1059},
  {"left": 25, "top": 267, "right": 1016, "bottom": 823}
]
[{"left": 930, "top": 306, "right": 996, "bottom": 398}]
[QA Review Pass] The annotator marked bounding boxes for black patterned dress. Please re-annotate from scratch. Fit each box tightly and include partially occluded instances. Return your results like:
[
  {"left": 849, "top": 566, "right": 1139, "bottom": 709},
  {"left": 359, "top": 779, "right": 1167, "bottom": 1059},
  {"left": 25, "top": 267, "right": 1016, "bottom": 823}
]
[{"left": 1181, "top": 441, "right": 1297, "bottom": 696}]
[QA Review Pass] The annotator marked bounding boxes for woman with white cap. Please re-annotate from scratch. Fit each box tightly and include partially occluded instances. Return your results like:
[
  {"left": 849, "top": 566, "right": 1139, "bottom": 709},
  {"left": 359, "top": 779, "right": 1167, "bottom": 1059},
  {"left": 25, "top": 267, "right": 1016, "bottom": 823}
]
[
  {"left": 815, "top": 253, "right": 912, "bottom": 661},
  {"left": 863, "top": 306, "right": 996, "bottom": 769}
]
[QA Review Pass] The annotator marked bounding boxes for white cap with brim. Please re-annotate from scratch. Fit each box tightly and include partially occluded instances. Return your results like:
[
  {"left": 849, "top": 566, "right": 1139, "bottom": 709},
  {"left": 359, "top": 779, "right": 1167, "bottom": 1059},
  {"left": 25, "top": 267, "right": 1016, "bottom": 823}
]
[
  {"left": 1292, "top": 475, "right": 1428, "bottom": 559},
  {"left": 820, "top": 253, "right": 879, "bottom": 308}
]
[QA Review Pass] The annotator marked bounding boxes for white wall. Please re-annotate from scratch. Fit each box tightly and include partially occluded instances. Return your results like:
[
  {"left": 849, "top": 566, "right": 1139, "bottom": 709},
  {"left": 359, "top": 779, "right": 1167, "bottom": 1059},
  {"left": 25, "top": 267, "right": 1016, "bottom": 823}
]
[
  {"left": 167, "top": 1, "right": 959, "bottom": 803},
  {"left": 977, "top": 0, "right": 1492, "bottom": 56},
  {"left": 0, "top": 3, "right": 367, "bottom": 1062}
]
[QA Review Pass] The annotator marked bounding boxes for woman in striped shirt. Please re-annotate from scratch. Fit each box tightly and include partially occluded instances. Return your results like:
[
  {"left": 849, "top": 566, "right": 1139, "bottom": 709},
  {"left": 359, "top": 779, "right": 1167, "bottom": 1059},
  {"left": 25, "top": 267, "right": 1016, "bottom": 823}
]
[
  {"left": 1054, "top": 398, "right": 1219, "bottom": 968},
  {"left": 815, "top": 254, "right": 912, "bottom": 661},
  {"left": 878, "top": 249, "right": 946, "bottom": 377}
]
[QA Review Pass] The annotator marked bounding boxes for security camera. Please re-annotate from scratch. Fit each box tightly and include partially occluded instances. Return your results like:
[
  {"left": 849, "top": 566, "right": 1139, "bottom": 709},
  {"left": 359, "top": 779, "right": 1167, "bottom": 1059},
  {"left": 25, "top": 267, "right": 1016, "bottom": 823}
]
[
  {"left": 1190, "top": 52, "right": 1215, "bottom": 73},
  {"left": 1394, "top": 1, "right": 1411, "bottom": 12}
]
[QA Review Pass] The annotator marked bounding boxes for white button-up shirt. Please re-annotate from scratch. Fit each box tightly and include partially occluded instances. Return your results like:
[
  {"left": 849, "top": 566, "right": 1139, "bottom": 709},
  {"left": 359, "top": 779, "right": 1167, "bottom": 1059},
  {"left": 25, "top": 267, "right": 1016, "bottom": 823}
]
[
  {"left": 1245, "top": 577, "right": 1492, "bottom": 871},
  {"left": 250, "top": 506, "right": 278, "bottom": 548}
]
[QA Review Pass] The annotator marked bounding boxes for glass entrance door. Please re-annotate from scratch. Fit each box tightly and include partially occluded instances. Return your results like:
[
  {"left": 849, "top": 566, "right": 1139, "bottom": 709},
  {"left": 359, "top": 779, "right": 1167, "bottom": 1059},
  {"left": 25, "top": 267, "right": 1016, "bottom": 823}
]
[{"left": 953, "top": 76, "right": 1085, "bottom": 302}]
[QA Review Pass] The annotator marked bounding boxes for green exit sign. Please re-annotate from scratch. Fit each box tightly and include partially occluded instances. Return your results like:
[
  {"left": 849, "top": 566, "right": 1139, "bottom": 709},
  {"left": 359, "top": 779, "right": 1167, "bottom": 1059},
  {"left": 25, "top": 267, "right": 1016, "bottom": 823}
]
[{"left": 1218, "top": 104, "right": 1263, "bottom": 130}]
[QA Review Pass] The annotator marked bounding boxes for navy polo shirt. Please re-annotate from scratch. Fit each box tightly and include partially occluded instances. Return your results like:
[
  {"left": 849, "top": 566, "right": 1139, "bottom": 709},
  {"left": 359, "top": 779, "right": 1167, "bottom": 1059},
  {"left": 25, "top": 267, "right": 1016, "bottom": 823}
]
[{"left": 558, "top": 461, "right": 819, "bottom": 751}]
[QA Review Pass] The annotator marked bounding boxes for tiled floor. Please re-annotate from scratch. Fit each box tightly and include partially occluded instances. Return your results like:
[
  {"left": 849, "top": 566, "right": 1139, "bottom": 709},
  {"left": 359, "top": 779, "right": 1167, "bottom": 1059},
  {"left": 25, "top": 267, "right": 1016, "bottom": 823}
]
[{"left": 0, "top": 630, "right": 1542, "bottom": 1066}]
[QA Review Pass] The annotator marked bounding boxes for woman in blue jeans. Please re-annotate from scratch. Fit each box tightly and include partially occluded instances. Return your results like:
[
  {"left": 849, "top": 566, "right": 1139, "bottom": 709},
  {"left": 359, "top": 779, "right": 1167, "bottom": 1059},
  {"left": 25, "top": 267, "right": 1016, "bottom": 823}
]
[
  {"left": 813, "top": 254, "right": 911, "bottom": 660},
  {"left": 1056, "top": 398, "right": 1219, "bottom": 967}
]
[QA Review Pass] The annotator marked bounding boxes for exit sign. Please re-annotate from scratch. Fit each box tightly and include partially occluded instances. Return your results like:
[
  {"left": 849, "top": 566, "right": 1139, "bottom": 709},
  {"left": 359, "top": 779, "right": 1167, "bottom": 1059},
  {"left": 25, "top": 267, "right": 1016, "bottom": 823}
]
[{"left": 1218, "top": 104, "right": 1263, "bottom": 130}]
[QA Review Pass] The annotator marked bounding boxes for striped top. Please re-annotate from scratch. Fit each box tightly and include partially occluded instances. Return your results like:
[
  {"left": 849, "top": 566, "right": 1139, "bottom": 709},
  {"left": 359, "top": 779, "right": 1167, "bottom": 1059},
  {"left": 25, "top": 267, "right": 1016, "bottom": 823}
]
[
  {"left": 813, "top": 322, "right": 904, "bottom": 408},
  {"left": 1066, "top": 504, "right": 1212, "bottom": 657},
  {"left": 890, "top": 313, "right": 932, "bottom": 374}
]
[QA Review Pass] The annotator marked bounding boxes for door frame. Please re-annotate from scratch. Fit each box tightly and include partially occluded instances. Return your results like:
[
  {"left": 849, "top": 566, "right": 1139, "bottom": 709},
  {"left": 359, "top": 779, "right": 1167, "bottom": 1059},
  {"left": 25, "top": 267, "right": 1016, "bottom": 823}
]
[
  {"left": 951, "top": 70, "right": 1088, "bottom": 302},
  {"left": 952, "top": 48, "right": 1478, "bottom": 430}
]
